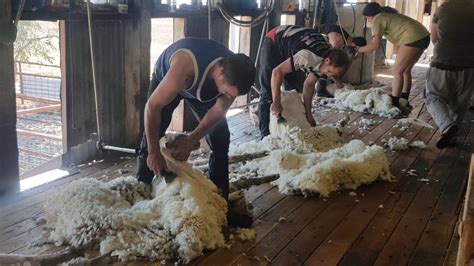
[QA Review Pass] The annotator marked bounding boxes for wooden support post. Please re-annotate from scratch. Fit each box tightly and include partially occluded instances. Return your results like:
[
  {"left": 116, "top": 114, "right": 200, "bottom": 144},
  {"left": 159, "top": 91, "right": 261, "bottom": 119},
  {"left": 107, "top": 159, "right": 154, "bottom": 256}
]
[
  {"left": 124, "top": 0, "right": 151, "bottom": 147},
  {"left": 407, "top": 0, "right": 418, "bottom": 18},
  {"left": 384, "top": 0, "right": 404, "bottom": 59},
  {"left": 167, "top": 18, "right": 187, "bottom": 132},
  {"left": 59, "top": 21, "right": 69, "bottom": 153},
  {"left": 417, "top": 0, "right": 426, "bottom": 22},
  {"left": 0, "top": 0, "right": 20, "bottom": 194},
  {"left": 233, "top": 16, "right": 252, "bottom": 107},
  {"left": 269, "top": 0, "right": 283, "bottom": 29},
  {"left": 165, "top": 18, "right": 197, "bottom": 133},
  {"left": 457, "top": 155, "right": 474, "bottom": 266},
  {"left": 248, "top": 17, "right": 265, "bottom": 102}
]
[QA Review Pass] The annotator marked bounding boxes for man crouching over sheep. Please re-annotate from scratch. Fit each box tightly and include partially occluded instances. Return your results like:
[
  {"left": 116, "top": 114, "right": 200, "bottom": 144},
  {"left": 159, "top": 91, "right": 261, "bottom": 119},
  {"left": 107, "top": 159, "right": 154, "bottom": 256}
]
[{"left": 136, "top": 37, "right": 256, "bottom": 227}]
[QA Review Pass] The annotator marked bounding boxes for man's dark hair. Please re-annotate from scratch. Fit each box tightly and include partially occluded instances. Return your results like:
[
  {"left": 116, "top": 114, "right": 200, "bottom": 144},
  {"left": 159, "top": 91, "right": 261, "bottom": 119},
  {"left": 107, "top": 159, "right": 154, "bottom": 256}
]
[
  {"left": 325, "top": 48, "right": 350, "bottom": 68},
  {"left": 219, "top": 53, "right": 256, "bottom": 95}
]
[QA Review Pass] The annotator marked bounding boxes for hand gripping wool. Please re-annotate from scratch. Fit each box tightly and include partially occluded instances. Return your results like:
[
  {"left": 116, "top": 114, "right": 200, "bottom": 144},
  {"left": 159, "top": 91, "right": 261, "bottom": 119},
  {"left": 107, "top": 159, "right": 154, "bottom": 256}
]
[
  {"left": 315, "top": 86, "right": 401, "bottom": 118},
  {"left": 230, "top": 91, "right": 343, "bottom": 155},
  {"left": 45, "top": 149, "right": 227, "bottom": 263}
]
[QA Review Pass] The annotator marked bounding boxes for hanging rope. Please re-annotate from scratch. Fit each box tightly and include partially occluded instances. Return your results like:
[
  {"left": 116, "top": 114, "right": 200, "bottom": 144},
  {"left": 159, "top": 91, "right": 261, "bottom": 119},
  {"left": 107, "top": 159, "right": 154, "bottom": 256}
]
[
  {"left": 208, "top": 0, "right": 212, "bottom": 39},
  {"left": 14, "top": 0, "right": 27, "bottom": 27},
  {"left": 85, "top": 0, "right": 102, "bottom": 140}
]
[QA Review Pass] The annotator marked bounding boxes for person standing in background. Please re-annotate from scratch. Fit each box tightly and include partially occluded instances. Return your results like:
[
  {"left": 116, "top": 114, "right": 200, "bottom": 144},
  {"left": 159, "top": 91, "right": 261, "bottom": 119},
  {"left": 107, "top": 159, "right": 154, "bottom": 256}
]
[
  {"left": 357, "top": 2, "right": 430, "bottom": 111},
  {"left": 424, "top": 0, "right": 474, "bottom": 149}
]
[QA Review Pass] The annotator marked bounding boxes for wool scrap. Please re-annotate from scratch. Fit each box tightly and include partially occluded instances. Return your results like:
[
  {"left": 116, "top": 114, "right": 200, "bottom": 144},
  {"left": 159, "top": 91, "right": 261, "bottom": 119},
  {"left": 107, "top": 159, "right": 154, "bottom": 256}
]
[
  {"left": 315, "top": 86, "right": 401, "bottom": 118},
  {"left": 384, "top": 137, "right": 409, "bottom": 151},
  {"left": 409, "top": 140, "right": 427, "bottom": 149},
  {"left": 233, "top": 228, "right": 256, "bottom": 241},
  {"left": 398, "top": 118, "right": 434, "bottom": 129}
]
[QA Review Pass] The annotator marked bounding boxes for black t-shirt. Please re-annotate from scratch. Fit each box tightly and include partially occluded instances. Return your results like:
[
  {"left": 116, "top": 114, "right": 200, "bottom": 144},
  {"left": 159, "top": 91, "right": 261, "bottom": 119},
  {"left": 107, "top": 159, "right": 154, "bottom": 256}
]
[{"left": 267, "top": 25, "right": 331, "bottom": 77}]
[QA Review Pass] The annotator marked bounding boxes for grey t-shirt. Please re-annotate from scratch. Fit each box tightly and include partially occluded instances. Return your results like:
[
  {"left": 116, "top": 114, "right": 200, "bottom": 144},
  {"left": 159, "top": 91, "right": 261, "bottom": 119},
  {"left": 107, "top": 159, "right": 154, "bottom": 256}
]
[{"left": 431, "top": 0, "right": 474, "bottom": 67}]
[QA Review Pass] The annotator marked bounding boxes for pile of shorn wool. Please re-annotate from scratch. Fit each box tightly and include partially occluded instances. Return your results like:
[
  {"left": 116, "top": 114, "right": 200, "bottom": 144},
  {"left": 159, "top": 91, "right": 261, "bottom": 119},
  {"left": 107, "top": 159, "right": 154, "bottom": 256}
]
[
  {"left": 239, "top": 139, "right": 392, "bottom": 197},
  {"left": 45, "top": 149, "right": 227, "bottom": 263},
  {"left": 231, "top": 90, "right": 393, "bottom": 197}
]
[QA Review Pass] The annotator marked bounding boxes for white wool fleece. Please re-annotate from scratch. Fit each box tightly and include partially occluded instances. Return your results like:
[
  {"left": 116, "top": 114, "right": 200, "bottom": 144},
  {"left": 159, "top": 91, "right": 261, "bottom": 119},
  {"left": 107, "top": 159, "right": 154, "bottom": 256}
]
[
  {"left": 45, "top": 148, "right": 227, "bottom": 263},
  {"left": 317, "top": 86, "right": 401, "bottom": 118},
  {"left": 241, "top": 140, "right": 392, "bottom": 197},
  {"left": 272, "top": 140, "right": 393, "bottom": 196},
  {"left": 231, "top": 89, "right": 393, "bottom": 197}
]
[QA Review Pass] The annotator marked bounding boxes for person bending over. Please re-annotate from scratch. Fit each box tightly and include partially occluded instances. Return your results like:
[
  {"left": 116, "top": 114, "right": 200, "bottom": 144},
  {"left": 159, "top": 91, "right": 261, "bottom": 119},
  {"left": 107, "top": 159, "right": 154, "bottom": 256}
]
[
  {"left": 358, "top": 2, "right": 430, "bottom": 110},
  {"left": 257, "top": 25, "right": 350, "bottom": 138},
  {"left": 137, "top": 37, "right": 256, "bottom": 202}
]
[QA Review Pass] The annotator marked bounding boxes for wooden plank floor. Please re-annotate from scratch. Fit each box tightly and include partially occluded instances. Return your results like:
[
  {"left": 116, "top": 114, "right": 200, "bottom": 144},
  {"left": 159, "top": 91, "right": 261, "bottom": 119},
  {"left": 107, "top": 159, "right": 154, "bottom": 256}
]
[{"left": 0, "top": 65, "right": 472, "bottom": 265}]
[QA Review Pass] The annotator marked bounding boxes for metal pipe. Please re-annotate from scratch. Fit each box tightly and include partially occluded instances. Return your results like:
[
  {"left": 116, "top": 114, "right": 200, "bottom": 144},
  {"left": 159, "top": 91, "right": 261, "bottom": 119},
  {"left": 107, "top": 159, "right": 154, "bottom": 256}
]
[
  {"left": 255, "top": 18, "right": 268, "bottom": 69},
  {"left": 101, "top": 145, "right": 137, "bottom": 155}
]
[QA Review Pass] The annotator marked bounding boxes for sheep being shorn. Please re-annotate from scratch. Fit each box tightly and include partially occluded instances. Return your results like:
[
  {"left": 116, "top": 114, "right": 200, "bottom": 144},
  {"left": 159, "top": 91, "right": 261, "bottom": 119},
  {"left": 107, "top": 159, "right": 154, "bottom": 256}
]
[{"left": 45, "top": 149, "right": 227, "bottom": 263}]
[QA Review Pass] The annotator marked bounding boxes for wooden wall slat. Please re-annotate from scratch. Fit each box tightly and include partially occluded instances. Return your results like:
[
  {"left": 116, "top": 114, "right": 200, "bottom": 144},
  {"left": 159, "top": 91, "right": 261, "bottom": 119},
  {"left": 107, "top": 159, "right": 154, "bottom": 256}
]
[
  {"left": 123, "top": 19, "right": 143, "bottom": 146},
  {"left": 457, "top": 154, "right": 474, "bottom": 266},
  {"left": 0, "top": 0, "right": 20, "bottom": 194},
  {"left": 63, "top": 16, "right": 148, "bottom": 163}
]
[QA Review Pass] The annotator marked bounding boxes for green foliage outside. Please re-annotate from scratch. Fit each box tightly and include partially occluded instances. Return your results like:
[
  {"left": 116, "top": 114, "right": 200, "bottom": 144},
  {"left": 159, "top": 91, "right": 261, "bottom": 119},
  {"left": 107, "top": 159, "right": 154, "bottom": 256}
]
[{"left": 14, "top": 21, "right": 59, "bottom": 64}]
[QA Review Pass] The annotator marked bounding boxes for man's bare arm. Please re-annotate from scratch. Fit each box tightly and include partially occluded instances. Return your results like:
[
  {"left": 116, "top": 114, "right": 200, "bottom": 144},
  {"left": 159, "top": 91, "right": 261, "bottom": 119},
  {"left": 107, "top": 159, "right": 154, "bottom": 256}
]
[
  {"left": 302, "top": 73, "right": 318, "bottom": 114},
  {"left": 302, "top": 73, "right": 318, "bottom": 126},
  {"left": 189, "top": 95, "right": 234, "bottom": 142},
  {"left": 358, "top": 35, "right": 382, "bottom": 53},
  {"left": 144, "top": 52, "right": 194, "bottom": 174},
  {"left": 169, "top": 94, "right": 235, "bottom": 161},
  {"left": 271, "top": 58, "right": 294, "bottom": 116}
]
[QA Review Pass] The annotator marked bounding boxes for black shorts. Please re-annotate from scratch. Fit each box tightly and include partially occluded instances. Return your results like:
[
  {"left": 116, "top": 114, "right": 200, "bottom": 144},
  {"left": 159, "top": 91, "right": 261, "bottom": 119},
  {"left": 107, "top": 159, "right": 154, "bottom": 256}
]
[{"left": 405, "top": 35, "right": 430, "bottom": 49}]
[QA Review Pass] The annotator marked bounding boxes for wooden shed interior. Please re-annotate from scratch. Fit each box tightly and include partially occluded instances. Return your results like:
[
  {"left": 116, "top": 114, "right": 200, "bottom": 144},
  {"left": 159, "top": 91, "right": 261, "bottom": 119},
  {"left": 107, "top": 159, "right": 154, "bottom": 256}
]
[{"left": 0, "top": 0, "right": 473, "bottom": 265}]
